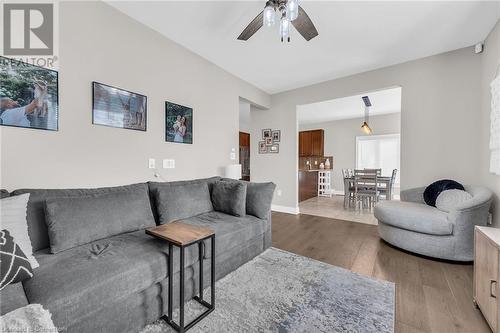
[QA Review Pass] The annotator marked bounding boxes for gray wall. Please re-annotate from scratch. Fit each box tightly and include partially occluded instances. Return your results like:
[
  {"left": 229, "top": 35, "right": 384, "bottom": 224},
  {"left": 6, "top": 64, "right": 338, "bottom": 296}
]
[
  {"left": 481, "top": 20, "right": 500, "bottom": 227},
  {"left": 0, "top": 1, "right": 270, "bottom": 191},
  {"left": 299, "top": 112, "right": 401, "bottom": 193},
  {"left": 252, "top": 46, "right": 484, "bottom": 210}
]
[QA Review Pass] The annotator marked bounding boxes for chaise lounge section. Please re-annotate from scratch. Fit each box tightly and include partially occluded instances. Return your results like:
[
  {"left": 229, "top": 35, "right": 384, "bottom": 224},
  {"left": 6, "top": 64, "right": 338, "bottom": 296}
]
[{"left": 0, "top": 177, "right": 274, "bottom": 333}]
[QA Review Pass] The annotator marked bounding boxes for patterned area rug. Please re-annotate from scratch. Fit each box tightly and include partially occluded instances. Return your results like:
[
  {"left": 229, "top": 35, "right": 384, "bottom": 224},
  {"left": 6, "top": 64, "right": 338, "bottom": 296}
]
[{"left": 141, "top": 248, "right": 394, "bottom": 333}]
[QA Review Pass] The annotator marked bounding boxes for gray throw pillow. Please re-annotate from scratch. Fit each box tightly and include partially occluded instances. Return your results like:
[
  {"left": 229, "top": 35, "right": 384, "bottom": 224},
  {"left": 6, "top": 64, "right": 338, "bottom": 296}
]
[
  {"left": 435, "top": 189, "right": 472, "bottom": 213},
  {"left": 44, "top": 191, "right": 155, "bottom": 253},
  {"left": 246, "top": 182, "right": 276, "bottom": 219},
  {"left": 211, "top": 181, "right": 247, "bottom": 217},
  {"left": 154, "top": 182, "right": 214, "bottom": 224}
]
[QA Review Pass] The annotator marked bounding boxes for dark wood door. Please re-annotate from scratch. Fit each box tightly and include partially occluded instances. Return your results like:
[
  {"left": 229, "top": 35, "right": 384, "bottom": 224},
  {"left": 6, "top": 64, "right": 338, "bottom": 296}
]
[
  {"left": 239, "top": 132, "right": 250, "bottom": 181},
  {"left": 311, "top": 130, "right": 324, "bottom": 156}
]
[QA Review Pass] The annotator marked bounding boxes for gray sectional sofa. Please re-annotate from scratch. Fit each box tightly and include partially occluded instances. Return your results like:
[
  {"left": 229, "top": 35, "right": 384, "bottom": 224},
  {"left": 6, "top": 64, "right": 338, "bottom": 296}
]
[{"left": 0, "top": 177, "right": 274, "bottom": 333}]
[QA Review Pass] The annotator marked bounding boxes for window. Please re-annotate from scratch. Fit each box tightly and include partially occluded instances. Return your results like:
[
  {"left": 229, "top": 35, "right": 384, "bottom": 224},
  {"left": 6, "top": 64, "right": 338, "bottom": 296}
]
[{"left": 356, "top": 134, "right": 400, "bottom": 186}]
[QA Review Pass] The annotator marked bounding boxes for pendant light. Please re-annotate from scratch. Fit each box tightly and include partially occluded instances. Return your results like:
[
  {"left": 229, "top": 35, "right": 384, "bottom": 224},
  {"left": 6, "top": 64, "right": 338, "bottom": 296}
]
[
  {"left": 280, "top": 13, "right": 290, "bottom": 42},
  {"left": 263, "top": 1, "right": 276, "bottom": 27},
  {"left": 361, "top": 96, "right": 373, "bottom": 134}
]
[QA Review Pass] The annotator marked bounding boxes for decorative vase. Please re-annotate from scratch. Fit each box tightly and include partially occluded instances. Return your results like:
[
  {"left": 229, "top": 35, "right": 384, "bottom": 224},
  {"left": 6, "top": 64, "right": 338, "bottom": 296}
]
[
  {"left": 320, "top": 163, "right": 325, "bottom": 169},
  {"left": 325, "top": 159, "right": 331, "bottom": 169}
]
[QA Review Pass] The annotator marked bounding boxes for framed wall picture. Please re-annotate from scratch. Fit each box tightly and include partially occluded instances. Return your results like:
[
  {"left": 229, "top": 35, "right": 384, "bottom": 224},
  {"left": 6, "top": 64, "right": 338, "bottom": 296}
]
[
  {"left": 0, "top": 56, "right": 59, "bottom": 131},
  {"left": 269, "top": 144, "right": 279, "bottom": 153},
  {"left": 262, "top": 129, "right": 272, "bottom": 139},
  {"left": 92, "top": 82, "right": 147, "bottom": 131},
  {"left": 272, "top": 130, "right": 281, "bottom": 142},
  {"left": 165, "top": 101, "right": 193, "bottom": 144},
  {"left": 265, "top": 137, "right": 273, "bottom": 145},
  {"left": 259, "top": 141, "right": 267, "bottom": 154}
]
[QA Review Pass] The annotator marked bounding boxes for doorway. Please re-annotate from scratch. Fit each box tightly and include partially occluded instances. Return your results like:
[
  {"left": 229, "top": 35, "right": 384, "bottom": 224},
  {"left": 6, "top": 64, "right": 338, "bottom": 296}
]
[{"left": 239, "top": 132, "right": 250, "bottom": 181}]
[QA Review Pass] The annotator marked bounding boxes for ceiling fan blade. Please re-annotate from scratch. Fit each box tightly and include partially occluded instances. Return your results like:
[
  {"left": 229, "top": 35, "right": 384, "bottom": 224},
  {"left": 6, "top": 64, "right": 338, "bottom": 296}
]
[
  {"left": 292, "top": 6, "right": 318, "bottom": 41},
  {"left": 237, "top": 11, "right": 264, "bottom": 41}
]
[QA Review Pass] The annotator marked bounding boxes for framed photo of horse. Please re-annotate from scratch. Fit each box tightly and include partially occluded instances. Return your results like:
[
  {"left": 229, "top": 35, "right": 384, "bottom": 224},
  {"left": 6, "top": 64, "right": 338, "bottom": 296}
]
[
  {"left": 92, "top": 82, "right": 147, "bottom": 131},
  {"left": 0, "top": 56, "right": 59, "bottom": 131}
]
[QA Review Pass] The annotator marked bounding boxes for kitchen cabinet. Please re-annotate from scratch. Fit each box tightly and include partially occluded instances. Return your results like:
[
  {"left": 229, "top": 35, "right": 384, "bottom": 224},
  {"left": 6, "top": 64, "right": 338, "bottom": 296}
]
[
  {"left": 474, "top": 226, "right": 500, "bottom": 332},
  {"left": 299, "top": 129, "right": 324, "bottom": 157},
  {"left": 299, "top": 170, "right": 318, "bottom": 202}
]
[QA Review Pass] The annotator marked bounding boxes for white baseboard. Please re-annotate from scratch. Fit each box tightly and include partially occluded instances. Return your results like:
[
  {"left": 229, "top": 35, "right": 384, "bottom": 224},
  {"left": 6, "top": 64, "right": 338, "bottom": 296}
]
[
  {"left": 331, "top": 190, "right": 345, "bottom": 196},
  {"left": 271, "top": 205, "right": 299, "bottom": 215}
]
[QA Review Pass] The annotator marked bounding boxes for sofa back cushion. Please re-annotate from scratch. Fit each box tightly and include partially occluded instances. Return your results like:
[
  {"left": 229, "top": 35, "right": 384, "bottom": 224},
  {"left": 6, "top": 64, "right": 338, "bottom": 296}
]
[
  {"left": 211, "top": 181, "right": 247, "bottom": 217},
  {"left": 154, "top": 182, "right": 214, "bottom": 224},
  {"left": 0, "top": 190, "right": 9, "bottom": 199},
  {"left": 45, "top": 190, "right": 155, "bottom": 253},
  {"left": 221, "top": 179, "right": 276, "bottom": 219},
  {"left": 11, "top": 183, "right": 152, "bottom": 251},
  {"left": 148, "top": 177, "right": 220, "bottom": 223}
]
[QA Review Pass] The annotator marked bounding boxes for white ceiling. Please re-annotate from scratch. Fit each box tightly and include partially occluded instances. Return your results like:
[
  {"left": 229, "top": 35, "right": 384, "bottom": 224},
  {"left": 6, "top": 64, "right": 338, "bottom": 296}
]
[
  {"left": 297, "top": 86, "right": 401, "bottom": 125},
  {"left": 108, "top": 1, "right": 500, "bottom": 94}
]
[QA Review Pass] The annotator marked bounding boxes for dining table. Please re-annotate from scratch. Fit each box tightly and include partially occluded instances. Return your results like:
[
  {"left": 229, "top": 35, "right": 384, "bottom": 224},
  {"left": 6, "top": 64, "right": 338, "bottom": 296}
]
[{"left": 344, "top": 176, "right": 393, "bottom": 199}]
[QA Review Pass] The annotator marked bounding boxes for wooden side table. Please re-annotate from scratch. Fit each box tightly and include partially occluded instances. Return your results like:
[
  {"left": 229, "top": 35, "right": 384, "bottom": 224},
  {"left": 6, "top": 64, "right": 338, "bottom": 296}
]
[
  {"left": 474, "top": 226, "right": 500, "bottom": 333},
  {"left": 146, "top": 222, "right": 215, "bottom": 333}
]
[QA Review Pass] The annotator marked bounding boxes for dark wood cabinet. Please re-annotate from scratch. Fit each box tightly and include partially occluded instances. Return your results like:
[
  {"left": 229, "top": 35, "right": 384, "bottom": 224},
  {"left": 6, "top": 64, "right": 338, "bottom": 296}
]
[
  {"left": 299, "top": 171, "right": 318, "bottom": 202},
  {"left": 239, "top": 132, "right": 250, "bottom": 181},
  {"left": 299, "top": 129, "right": 324, "bottom": 157}
]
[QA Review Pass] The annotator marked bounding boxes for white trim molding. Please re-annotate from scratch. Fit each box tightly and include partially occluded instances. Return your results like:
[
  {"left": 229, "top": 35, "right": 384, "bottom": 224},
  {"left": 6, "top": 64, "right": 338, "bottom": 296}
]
[{"left": 271, "top": 205, "right": 299, "bottom": 215}]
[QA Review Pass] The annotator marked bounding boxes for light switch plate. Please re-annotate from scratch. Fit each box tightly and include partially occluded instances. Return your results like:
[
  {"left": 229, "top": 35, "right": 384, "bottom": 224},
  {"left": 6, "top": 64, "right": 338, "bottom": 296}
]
[
  {"left": 163, "top": 159, "right": 175, "bottom": 169},
  {"left": 148, "top": 158, "right": 156, "bottom": 169}
]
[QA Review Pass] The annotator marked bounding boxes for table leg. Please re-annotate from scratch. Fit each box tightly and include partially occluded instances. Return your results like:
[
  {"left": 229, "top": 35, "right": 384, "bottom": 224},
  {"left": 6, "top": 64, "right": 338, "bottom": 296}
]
[
  {"left": 168, "top": 243, "right": 173, "bottom": 321},
  {"left": 211, "top": 235, "right": 215, "bottom": 308},
  {"left": 179, "top": 246, "right": 185, "bottom": 333},
  {"left": 198, "top": 242, "right": 203, "bottom": 301}
]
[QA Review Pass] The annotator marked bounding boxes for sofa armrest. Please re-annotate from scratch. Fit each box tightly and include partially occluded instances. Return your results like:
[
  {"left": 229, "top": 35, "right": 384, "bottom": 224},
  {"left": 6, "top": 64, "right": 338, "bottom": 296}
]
[
  {"left": 263, "top": 211, "right": 272, "bottom": 250},
  {"left": 400, "top": 187, "right": 426, "bottom": 203}
]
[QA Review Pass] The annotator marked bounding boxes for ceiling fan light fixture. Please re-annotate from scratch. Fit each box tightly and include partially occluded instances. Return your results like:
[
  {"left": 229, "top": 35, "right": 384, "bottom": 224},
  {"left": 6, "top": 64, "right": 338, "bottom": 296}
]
[
  {"left": 263, "top": 1, "right": 276, "bottom": 27},
  {"left": 280, "top": 14, "right": 290, "bottom": 42},
  {"left": 286, "top": 0, "right": 299, "bottom": 21}
]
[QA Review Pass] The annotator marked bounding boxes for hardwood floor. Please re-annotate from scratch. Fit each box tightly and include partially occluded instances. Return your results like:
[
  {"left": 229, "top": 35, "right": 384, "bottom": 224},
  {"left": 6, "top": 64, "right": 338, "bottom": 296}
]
[{"left": 271, "top": 212, "right": 491, "bottom": 333}]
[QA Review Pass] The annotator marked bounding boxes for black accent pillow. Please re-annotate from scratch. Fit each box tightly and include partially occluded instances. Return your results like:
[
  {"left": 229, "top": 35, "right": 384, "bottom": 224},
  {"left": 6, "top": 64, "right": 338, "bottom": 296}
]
[
  {"left": 0, "top": 229, "right": 33, "bottom": 290},
  {"left": 211, "top": 181, "right": 247, "bottom": 217},
  {"left": 423, "top": 179, "right": 465, "bottom": 207}
]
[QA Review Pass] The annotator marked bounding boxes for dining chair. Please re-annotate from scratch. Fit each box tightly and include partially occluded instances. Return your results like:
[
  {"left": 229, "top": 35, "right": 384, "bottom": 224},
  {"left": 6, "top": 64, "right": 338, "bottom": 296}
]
[
  {"left": 379, "top": 169, "right": 398, "bottom": 200},
  {"left": 364, "top": 168, "right": 382, "bottom": 176},
  {"left": 342, "top": 169, "right": 355, "bottom": 208},
  {"left": 354, "top": 169, "right": 379, "bottom": 209}
]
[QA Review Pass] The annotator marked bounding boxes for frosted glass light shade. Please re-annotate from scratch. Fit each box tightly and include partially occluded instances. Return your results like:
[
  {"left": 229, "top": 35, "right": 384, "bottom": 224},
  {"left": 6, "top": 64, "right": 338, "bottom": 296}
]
[
  {"left": 263, "top": 3, "right": 276, "bottom": 27},
  {"left": 286, "top": 0, "right": 299, "bottom": 21},
  {"left": 280, "top": 17, "right": 290, "bottom": 42},
  {"left": 225, "top": 164, "right": 242, "bottom": 180}
]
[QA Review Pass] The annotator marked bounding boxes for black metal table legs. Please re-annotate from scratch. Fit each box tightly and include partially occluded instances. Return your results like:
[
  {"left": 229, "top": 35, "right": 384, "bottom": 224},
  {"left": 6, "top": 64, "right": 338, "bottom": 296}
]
[{"left": 163, "top": 235, "right": 215, "bottom": 333}]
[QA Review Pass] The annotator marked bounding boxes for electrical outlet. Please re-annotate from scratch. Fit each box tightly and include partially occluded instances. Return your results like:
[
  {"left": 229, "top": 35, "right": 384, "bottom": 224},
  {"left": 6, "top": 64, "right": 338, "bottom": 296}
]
[
  {"left": 148, "top": 158, "right": 156, "bottom": 169},
  {"left": 277, "top": 189, "right": 282, "bottom": 197},
  {"left": 163, "top": 159, "right": 175, "bottom": 169},
  {"left": 230, "top": 152, "right": 236, "bottom": 160},
  {"left": 487, "top": 213, "right": 493, "bottom": 225}
]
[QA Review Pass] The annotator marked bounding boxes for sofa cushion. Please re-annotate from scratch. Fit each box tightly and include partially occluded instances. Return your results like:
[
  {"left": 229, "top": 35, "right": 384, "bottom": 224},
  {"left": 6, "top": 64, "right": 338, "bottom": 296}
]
[
  {"left": 221, "top": 179, "right": 276, "bottom": 219},
  {"left": 181, "top": 211, "right": 267, "bottom": 257},
  {"left": 374, "top": 200, "right": 453, "bottom": 235},
  {"left": 45, "top": 191, "right": 155, "bottom": 253},
  {"left": 423, "top": 179, "right": 465, "bottom": 207},
  {"left": 0, "top": 229, "right": 33, "bottom": 290},
  {"left": 154, "top": 182, "right": 214, "bottom": 224},
  {"left": 435, "top": 189, "right": 473, "bottom": 213},
  {"left": 0, "top": 282, "right": 29, "bottom": 315},
  {"left": 23, "top": 230, "right": 192, "bottom": 328},
  {"left": 11, "top": 183, "right": 151, "bottom": 251},
  {"left": 211, "top": 181, "right": 247, "bottom": 217}
]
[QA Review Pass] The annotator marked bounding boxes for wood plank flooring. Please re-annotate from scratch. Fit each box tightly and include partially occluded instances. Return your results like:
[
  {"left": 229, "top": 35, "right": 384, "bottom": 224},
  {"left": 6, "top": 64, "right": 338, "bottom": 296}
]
[{"left": 271, "top": 212, "right": 491, "bottom": 333}]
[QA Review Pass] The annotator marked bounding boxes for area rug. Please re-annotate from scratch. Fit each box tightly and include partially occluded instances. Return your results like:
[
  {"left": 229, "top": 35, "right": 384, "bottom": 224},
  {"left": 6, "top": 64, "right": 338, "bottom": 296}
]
[{"left": 141, "top": 247, "right": 394, "bottom": 333}]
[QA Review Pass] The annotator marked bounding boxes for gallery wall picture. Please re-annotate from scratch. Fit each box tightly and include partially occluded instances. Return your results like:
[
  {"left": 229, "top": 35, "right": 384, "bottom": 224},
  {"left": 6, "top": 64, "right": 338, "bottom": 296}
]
[
  {"left": 259, "top": 128, "right": 281, "bottom": 153},
  {"left": 0, "top": 56, "right": 59, "bottom": 131},
  {"left": 165, "top": 101, "right": 193, "bottom": 144},
  {"left": 92, "top": 81, "right": 147, "bottom": 131}
]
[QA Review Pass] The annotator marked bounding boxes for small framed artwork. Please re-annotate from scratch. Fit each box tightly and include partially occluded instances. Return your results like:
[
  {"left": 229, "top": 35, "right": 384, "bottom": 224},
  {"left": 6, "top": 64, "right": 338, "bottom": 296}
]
[
  {"left": 262, "top": 129, "right": 272, "bottom": 139},
  {"left": 265, "top": 137, "right": 273, "bottom": 145},
  {"left": 92, "top": 82, "right": 147, "bottom": 131},
  {"left": 269, "top": 144, "right": 279, "bottom": 153},
  {"left": 272, "top": 130, "right": 281, "bottom": 142},
  {"left": 0, "top": 56, "right": 59, "bottom": 131},
  {"left": 165, "top": 101, "right": 193, "bottom": 144},
  {"left": 259, "top": 141, "right": 267, "bottom": 154}
]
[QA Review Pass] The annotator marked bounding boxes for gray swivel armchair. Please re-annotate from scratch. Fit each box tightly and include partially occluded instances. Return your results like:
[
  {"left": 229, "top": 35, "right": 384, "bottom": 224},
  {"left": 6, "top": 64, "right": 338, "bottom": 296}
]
[{"left": 374, "top": 186, "right": 493, "bottom": 261}]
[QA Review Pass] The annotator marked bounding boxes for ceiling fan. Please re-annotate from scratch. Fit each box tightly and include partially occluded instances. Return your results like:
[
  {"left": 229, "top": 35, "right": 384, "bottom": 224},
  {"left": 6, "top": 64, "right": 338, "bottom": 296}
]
[{"left": 237, "top": 0, "right": 318, "bottom": 43}]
